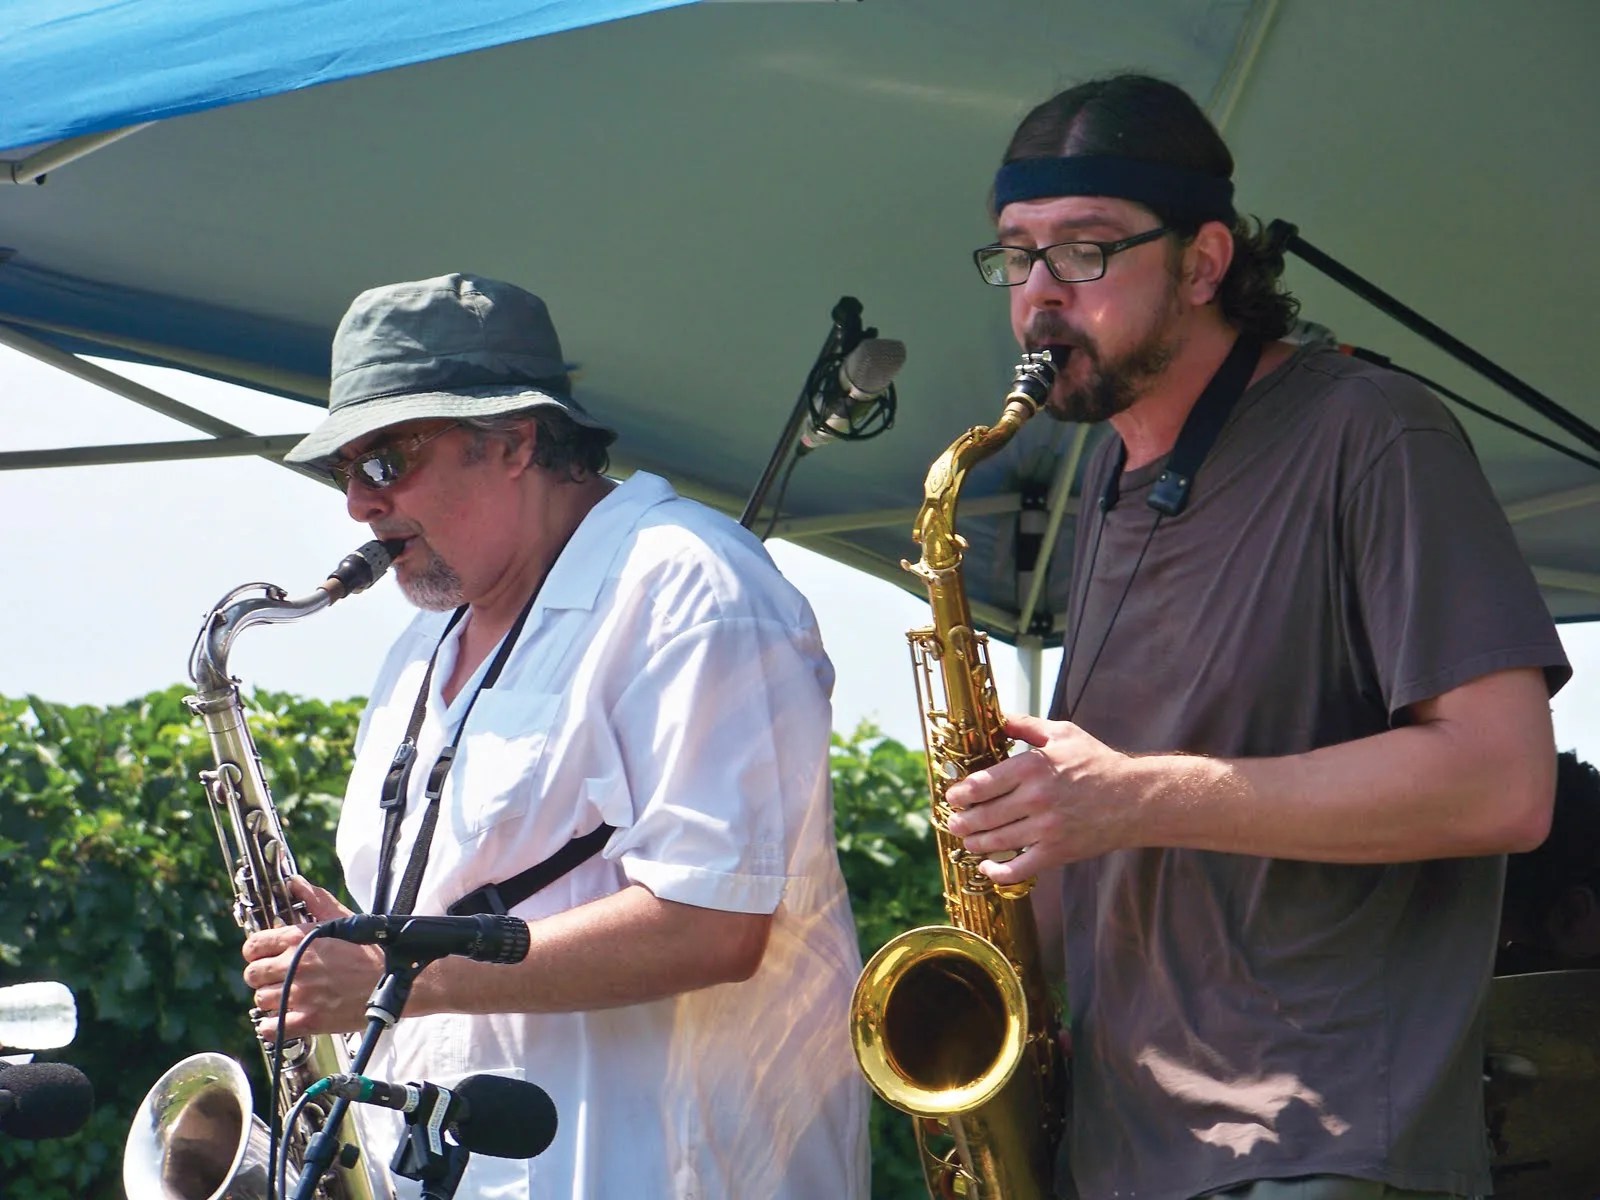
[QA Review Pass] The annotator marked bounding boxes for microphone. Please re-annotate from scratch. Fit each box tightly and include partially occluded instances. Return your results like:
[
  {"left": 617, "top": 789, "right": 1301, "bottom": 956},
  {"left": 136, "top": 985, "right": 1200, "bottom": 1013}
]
[
  {"left": 0, "top": 1062, "right": 94, "bottom": 1140},
  {"left": 798, "top": 337, "right": 906, "bottom": 453},
  {"left": 317, "top": 913, "right": 531, "bottom": 965},
  {"left": 0, "top": 982, "right": 77, "bottom": 1052},
  {"left": 322, "top": 1072, "right": 558, "bottom": 1160}
]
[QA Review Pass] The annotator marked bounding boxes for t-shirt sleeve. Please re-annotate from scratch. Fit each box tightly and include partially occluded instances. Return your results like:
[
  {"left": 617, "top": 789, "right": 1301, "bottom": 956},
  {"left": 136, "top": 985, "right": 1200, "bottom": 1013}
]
[
  {"left": 1339, "top": 413, "right": 1570, "bottom": 717},
  {"left": 602, "top": 614, "right": 833, "bottom": 915}
]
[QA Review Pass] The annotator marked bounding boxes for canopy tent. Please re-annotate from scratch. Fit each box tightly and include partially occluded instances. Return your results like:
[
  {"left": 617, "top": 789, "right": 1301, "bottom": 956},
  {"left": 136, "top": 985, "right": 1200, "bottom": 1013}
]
[{"left": 2, "top": 0, "right": 1596, "bottom": 706}]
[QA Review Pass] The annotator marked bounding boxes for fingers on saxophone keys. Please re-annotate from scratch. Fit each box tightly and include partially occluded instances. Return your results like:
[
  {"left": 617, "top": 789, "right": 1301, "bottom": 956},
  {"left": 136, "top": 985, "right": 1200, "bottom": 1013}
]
[{"left": 250, "top": 1007, "right": 280, "bottom": 1045}]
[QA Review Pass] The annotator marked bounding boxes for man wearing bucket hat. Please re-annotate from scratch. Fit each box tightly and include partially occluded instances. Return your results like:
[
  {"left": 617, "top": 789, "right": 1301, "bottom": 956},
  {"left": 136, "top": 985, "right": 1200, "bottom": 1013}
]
[
  {"left": 242, "top": 273, "right": 869, "bottom": 1199},
  {"left": 939, "top": 76, "right": 1569, "bottom": 1199}
]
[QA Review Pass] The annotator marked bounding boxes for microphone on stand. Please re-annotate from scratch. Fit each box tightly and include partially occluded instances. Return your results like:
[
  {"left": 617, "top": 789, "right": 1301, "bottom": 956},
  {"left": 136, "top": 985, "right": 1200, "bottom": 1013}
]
[
  {"left": 0, "top": 981, "right": 77, "bottom": 1052},
  {"left": 318, "top": 1071, "right": 559, "bottom": 1160},
  {"left": 325, "top": 1072, "right": 557, "bottom": 1159},
  {"left": 797, "top": 337, "right": 907, "bottom": 454},
  {"left": 317, "top": 914, "right": 531, "bottom": 966},
  {"left": 739, "top": 294, "right": 907, "bottom": 534},
  {"left": 0, "top": 1062, "right": 94, "bottom": 1140},
  {"left": 292, "top": 917, "right": 533, "bottom": 1200}
]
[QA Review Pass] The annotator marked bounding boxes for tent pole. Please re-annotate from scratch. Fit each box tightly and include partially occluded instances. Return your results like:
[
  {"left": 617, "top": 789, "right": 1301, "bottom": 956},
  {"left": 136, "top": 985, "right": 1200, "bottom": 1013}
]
[
  {"left": 1533, "top": 567, "right": 1600, "bottom": 599},
  {"left": 1016, "top": 424, "right": 1090, "bottom": 637},
  {"left": 0, "top": 435, "right": 304, "bottom": 471},
  {"left": 1015, "top": 635, "right": 1044, "bottom": 717},
  {"left": 2, "top": 124, "right": 152, "bottom": 185},
  {"left": 0, "top": 323, "right": 328, "bottom": 483}
]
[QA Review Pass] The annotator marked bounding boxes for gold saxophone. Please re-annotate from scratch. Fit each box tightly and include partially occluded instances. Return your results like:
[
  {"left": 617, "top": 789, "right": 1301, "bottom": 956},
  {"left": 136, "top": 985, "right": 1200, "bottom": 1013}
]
[
  {"left": 123, "top": 542, "right": 403, "bottom": 1200},
  {"left": 851, "top": 352, "right": 1065, "bottom": 1199}
]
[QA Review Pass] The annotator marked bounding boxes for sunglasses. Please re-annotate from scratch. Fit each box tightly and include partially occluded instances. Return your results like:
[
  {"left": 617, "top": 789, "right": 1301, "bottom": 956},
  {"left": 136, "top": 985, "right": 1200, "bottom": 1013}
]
[{"left": 330, "top": 422, "right": 460, "bottom": 493}]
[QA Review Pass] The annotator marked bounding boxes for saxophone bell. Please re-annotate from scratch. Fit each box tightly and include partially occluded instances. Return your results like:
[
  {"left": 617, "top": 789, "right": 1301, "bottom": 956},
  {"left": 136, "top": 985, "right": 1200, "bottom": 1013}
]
[{"left": 124, "top": 1053, "right": 292, "bottom": 1200}]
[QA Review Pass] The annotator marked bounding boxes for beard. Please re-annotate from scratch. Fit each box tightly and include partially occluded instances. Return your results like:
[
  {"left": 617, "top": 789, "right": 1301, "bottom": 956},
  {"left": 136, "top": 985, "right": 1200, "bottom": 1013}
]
[
  {"left": 396, "top": 542, "right": 464, "bottom": 612},
  {"left": 1030, "top": 281, "right": 1185, "bottom": 424}
]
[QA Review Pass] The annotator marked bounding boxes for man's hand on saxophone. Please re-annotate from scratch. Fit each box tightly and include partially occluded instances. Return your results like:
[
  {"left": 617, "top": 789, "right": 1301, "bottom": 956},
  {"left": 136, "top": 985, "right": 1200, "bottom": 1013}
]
[
  {"left": 944, "top": 713, "right": 1140, "bottom": 884},
  {"left": 242, "top": 875, "right": 383, "bottom": 1041}
]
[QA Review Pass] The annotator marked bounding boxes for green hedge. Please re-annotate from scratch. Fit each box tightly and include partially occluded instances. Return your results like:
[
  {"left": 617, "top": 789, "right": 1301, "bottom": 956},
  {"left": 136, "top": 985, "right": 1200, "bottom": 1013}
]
[
  {"left": 0, "top": 691, "right": 941, "bottom": 1198},
  {"left": 0, "top": 687, "right": 359, "bottom": 1199}
]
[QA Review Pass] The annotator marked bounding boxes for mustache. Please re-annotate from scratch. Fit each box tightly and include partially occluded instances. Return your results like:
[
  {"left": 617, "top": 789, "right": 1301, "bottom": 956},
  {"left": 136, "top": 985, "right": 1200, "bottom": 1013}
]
[{"left": 1024, "top": 313, "right": 1085, "bottom": 353}]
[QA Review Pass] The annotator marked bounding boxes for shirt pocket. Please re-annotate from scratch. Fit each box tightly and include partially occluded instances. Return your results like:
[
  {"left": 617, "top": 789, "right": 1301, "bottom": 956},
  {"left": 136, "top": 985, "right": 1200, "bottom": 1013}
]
[{"left": 447, "top": 690, "right": 563, "bottom": 841}]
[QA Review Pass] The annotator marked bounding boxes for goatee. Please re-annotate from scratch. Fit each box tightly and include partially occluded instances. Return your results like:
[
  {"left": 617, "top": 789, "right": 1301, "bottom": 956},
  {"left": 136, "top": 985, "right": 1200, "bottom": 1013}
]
[
  {"left": 398, "top": 545, "right": 465, "bottom": 612},
  {"left": 1029, "top": 286, "right": 1184, "bottom": 424},
  {"left": 1046, "top": 335, "right": 1178, "bottom": 425}
]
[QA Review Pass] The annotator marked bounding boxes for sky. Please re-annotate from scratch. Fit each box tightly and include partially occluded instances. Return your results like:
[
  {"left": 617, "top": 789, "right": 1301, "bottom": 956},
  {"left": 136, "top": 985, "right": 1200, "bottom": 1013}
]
[{"left": 2, "top": 343, "right": 1596, "bottom": 766}]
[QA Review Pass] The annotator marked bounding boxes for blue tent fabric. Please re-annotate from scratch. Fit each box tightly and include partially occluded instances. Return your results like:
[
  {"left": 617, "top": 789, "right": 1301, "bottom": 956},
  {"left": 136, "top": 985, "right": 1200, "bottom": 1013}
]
[
  {"left": 0, "top": 0, "right": 691, "bottom": 151},
  {"left": 0, "top": 257, "right": 331, "bottom": 401}
]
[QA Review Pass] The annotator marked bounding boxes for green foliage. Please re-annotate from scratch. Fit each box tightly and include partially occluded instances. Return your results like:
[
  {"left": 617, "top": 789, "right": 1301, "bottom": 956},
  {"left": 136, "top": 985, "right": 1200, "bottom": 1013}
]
[
  {"left": 0, "top": 686, "right": 362, "bottom": 1200},
  {"left": 0, "top": 697, "right": 942, "bottom": 1199},
  {"left": 831, "top": 722, "right": 945, "bottom": 1200}
]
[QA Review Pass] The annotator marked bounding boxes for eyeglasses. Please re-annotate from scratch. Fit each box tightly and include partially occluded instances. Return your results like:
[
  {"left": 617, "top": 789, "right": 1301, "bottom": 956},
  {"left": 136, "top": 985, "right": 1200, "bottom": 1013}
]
[
  {"left": 330, "top": 422, "right": 460, "bottom": 493},
  {"left": 972, "top": 226, "right": 1170, "bottom": 287}
]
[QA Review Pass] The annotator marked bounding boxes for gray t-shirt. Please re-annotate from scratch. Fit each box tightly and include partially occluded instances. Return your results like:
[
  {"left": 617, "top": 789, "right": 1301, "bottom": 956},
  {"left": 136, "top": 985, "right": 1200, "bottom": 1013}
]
[{"left": 1047, "top": 343, "right": 1570, "bottom": 1200}]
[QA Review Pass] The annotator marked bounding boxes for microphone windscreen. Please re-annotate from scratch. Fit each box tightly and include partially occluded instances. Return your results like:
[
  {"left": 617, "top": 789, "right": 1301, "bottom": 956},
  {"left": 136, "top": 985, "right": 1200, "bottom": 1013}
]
[
  {"left": 482, "top": 915, "right": 532, "bottom": 965},
  {"left": 840, "top": 338, "right": 907, "bottom": 397},
  {"left": 453, "top": 1074, "right": 558, "bottom": 1159},
  {"left": 0, "top": 1062, "right": 94, "bottom": 1139},
  {"left": 0, "top": 981, "right": 77, "bottom": 1051}
]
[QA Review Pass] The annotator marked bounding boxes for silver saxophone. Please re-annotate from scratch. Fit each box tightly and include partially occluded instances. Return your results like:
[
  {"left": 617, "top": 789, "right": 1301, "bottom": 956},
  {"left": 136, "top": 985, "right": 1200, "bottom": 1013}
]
[{"left": 123, "top": 540, "right": 404, "bottom": 1200}]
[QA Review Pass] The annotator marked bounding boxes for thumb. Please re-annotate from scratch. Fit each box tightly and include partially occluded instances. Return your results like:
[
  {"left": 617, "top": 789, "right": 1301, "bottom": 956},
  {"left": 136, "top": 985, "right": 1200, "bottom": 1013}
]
[
  {"left": 1004, "top": 712, "right": 1054, "bottom": 747},
  {"left": 289, "top": 875, "right": 352, "bottom": 922}
]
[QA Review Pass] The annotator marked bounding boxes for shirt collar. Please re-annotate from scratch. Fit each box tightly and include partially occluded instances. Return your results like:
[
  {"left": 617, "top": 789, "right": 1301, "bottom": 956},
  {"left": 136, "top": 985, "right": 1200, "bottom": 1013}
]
[{"left": 536, "top": 471, "right": 678, "bottom": 612}]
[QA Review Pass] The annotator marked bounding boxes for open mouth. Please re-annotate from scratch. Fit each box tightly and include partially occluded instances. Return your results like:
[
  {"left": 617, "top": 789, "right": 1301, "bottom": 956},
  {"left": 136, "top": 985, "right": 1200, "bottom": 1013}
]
[
  {"left": 1036, "top": 344, "right": 1074, "bottom": 376},
  {"left": 380, "top": 534, "right": 418, "bottom": 563}
]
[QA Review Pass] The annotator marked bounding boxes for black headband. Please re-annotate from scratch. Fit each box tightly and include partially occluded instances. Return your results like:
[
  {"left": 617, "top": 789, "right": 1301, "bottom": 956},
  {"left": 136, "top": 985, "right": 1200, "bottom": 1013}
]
[{"left": 994, "top": 156, "right": 1236, "bottom": 224}]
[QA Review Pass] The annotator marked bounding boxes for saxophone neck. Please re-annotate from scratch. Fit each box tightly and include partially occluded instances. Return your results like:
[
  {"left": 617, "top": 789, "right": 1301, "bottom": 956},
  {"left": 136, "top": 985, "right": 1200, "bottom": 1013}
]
[
  {"left": 188, "top": 585, "right": 332, "bottom": 693},
  {"left": 911, "top": 352, "right": 1056, "bottom": 575},
  {"left": 187, "top": 538, "right": 405, "bottom": 692}
]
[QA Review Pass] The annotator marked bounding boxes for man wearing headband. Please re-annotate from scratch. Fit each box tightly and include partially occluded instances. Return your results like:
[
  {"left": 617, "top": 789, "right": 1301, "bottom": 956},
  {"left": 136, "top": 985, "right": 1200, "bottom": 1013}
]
[
  {"left": 944, "top": 75, "right": 1568, "bottom": 1200},
  {"left": 241, "top": 274, "right": 869, "bottom": 1198}
]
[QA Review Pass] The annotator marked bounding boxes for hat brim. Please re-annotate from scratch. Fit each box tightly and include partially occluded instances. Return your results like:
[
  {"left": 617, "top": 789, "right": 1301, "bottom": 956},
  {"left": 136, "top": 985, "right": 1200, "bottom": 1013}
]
[{"left": 283, "top": 384, "right": 616, "bottom": 466}]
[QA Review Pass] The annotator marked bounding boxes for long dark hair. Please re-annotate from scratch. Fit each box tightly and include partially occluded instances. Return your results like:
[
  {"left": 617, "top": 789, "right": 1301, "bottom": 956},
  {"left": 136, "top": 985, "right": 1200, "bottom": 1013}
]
[{"left": 998, "top": 74, "right": 1298, "bottom": 340}]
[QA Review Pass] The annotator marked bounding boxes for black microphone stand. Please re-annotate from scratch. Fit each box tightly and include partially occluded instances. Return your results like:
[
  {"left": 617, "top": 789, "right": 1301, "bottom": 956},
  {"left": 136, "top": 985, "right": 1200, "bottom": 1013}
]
[
  {"left": 391, "top": 1088, "right": 473, "bottom": 1200},
  {"left": 739, "top": 295, "right": 866, "bottom": 533},
  {"left": 1266, "top": 219, "right": 1600, "bottom": 455},
  {"left": 289, "top": 949, "right": 429, "bottom": 1200}
]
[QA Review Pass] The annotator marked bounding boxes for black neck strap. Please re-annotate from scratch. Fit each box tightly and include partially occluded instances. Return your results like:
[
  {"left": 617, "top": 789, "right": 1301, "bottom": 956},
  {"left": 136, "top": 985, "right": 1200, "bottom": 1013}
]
[
  {"left": 372, "top": 589, "right": 539, "bottom": 917},
  {"left": 1056, "top": 333, "right": 1264, "bottom": 721},
  {"left": 1100, "top": 333, "right": 1263, "bottom": 515}
]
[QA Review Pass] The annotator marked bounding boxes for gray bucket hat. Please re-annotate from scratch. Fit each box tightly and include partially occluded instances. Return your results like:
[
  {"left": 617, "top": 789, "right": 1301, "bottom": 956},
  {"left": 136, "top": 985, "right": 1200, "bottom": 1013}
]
[{"left": 285, "top": 272, "right": 616, "bottom": 464}]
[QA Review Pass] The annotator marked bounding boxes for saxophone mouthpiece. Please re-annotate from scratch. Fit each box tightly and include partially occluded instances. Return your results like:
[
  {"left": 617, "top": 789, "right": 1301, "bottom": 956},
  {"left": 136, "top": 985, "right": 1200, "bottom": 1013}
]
[
  {"left": 324, "top": 539, "right": 403, "bottom": 600},
  {"left": 1007, "top": 351, "right": 1059, "bottom": 412}
]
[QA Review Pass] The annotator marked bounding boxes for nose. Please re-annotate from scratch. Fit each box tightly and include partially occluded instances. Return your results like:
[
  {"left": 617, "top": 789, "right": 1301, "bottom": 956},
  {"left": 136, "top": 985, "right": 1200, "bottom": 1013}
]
[
  {"left": 1017, "top": 255, "right": 1072, "bottom": 309},
  {"left": 344, "top": 474, "right": 391, "bottom": 523}
]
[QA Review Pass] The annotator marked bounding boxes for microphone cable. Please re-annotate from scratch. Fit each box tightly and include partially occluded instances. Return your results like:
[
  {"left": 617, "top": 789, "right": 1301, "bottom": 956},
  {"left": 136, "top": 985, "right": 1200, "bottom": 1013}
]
[
  {"left": 1340, "top": 345, "right": 1600, "bottom": 473},
  {"left": 757, "top": 341, "right": 848, "bottom": 541},
  {"left": 277, "top": 1083, "right": 324, "bottom": 1200},
  {"left": 266, "top": 924, "right": 329, "bottom": 1200},
  {"left": 759, "top": 455, "right": 803, "bottom": 542}
]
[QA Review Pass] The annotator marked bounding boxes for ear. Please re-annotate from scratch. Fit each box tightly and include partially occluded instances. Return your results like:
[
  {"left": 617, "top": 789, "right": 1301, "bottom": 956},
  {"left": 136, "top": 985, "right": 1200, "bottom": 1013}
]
[
  {"left": 503, "top": 419, "right": 540, "bottom": 477},
  {"left": 1182, "top": 220, "right": 1234, "bottom": 306}
]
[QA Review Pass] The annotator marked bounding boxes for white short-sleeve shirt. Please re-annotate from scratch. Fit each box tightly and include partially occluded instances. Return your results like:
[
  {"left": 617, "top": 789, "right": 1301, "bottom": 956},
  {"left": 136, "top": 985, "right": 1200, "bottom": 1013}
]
[{"left": 333, "top": 472, "right": 869, "bottom": 1199}]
